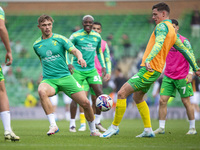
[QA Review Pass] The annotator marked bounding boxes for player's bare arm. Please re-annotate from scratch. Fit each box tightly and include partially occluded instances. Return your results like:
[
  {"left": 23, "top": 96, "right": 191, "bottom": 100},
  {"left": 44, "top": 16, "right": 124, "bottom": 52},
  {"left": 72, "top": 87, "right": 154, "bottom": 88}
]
[
  {"left": 103, "top": 43, "right": 112, "bottom": 81},
  {"left": 70, "top": 48, "right": 87, "bottom": 68},
  {"left": 145, "top": 62, "right": 153, "bottom": 72},
  {"left": 0, "top": 19, "right": 13, "bottom": 66},
  {"left": 68, "top": 64, "right": 75, "bottom": 74},
  {"left": 5, "top": 52, "right": 12, "bottom": 66},
  {"left": 103, "top": 74, "right": 111, "bottom": 82},
  {"left": 101, "top": 67, "right": 106, "bottom": 78}
]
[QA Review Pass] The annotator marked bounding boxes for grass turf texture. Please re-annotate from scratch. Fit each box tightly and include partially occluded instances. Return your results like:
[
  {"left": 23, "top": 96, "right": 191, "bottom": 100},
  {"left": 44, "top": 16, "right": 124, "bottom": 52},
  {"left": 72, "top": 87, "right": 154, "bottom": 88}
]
[{"left": 0, "top": 119, "right": 199, "bottom": 150}]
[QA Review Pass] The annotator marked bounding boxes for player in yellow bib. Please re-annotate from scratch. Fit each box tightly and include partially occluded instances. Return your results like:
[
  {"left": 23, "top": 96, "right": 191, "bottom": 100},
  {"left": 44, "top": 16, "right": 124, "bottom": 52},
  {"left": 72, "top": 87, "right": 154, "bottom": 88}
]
[{"left": 101, "top": 2, "right": 200, "bottom": 138}]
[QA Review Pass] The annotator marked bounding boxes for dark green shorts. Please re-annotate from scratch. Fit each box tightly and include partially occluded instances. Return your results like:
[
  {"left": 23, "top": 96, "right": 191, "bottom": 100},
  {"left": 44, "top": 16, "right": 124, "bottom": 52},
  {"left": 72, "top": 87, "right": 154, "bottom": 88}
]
[
  {"left": 160, "top": 75, "right": 193, "bottom": 98},
  {"left": 41, "top": 75, "right": 83, "bottom": 97},
  {"left": 128, "top": 67, "right": 161, "bottom": 93}
]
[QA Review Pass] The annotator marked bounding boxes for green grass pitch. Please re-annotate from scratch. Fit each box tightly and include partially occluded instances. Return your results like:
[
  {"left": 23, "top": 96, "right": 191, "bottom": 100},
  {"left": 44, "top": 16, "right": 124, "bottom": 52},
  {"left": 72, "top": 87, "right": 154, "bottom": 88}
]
[{"left": 0, "top": 119, "right": 199, "bottom": 150}]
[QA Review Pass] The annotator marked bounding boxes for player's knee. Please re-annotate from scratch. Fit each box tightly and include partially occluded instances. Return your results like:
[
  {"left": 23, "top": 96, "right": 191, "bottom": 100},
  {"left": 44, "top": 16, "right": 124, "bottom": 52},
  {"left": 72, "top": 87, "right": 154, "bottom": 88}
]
[
  {"left": 182, "top": 99, "right": 190, "bottom": 107},
  {"left": 133, "top": 94, "right": 139, "bottom": 102},
  {"left": 81, "top": 99, "right": 90, "bottom": 109},
  {"left": 159, "top": 98, "right": 167, "bottom": 105},
  {"left": 117, "top": 90, "right": 126, "bottom": 99},
  {"left": 0, "top": 85, "right": 6, "bottom": 93},
  {"left": 38, "top": 89, "right": 47, "bottom": 98}
]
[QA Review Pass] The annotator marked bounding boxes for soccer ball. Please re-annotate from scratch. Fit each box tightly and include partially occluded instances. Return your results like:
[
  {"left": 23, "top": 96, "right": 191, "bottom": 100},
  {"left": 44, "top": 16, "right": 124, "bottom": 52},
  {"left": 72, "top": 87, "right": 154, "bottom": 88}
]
[{"left": 96, "top": 94, "right": 113, "bottom": 112}]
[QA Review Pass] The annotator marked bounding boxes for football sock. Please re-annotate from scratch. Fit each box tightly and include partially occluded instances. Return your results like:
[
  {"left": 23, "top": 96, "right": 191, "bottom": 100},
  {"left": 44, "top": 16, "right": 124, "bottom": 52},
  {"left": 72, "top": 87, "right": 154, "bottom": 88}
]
[
  {"left": 136, "top": 101, "right": 151, "bottom": 128},
  {"left": 0, "top": 111, "right": 12, "bottom": 132},
  {"left": 189, "top": 120, "right": 195, "bottom": 129},
  {"left": 112, "top": 99, "right": 126, "bottom": 126},
  {"left": 54, "top": 113, "right": 58, "bottom": 121},
  {"left": 144, "top": 128, "right": 153, "bottom": 132},
  {"left": 88, "top": 120, "right": 95, "bottom": 133},
  {"left": 159, "top": 120, "right": 166, "bottom": 129},
  {"left": 111, "top": 124, "right": 118, "bottom": 130},
  {"left": 47, "top": 113, "right": 57, "bottom": 127},
  {"left": 95, "top": 114, "right": 101, "bottom": 124},
  {"left": 80, "top": 113, "right": 86, "bottom": 124},
  {"left": 70, "top": 119, "right": 76, "bottom": 128}
]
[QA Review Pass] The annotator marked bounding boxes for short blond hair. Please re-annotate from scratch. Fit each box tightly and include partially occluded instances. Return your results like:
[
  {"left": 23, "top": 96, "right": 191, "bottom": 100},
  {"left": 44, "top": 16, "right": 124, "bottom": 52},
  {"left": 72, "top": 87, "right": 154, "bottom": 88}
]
[{"left": 37, "top": 15, "right": 54, "bottom": 25}]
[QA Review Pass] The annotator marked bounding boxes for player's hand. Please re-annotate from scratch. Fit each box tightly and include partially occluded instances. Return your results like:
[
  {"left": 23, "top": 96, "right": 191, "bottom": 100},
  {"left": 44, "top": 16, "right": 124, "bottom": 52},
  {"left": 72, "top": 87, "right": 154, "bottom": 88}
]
[
  {"left": 145, "top": 62, "right": 153, "bottom": 72},
  {"left": 103, "top": 74, "right": 111, "bottom": 82},
  {"left": 195, "top": 68, "right": 200, "bottom": 77},
  {"left": 102, "top": 67, "right": 106, "bottom": 78},
  {"left": 185, "top": 74, "right": 193, "bottom": 84},
  {"left": 5, "top": 51, "right": 12, "bottom": 66},
  {"left": 77, "top": 58, "right": 87, "bottom": 68},
  {"left": 68, "top": 64, "right": 75, "bottom": 74}
]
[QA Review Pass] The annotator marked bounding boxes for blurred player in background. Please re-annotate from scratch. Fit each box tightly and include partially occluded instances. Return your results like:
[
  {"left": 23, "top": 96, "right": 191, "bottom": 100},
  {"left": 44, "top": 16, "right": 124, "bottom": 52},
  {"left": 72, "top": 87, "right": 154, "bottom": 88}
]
[
  {"left": 0, "top": 6, "right": 20, "bottom": 141},
  {"left": 69, "top": 15, "right": 106, "bottom": 132},
  {"left": 190, "top": 75, "right": 200, "bottom": 120},
  {"left": 154, "top": 19, "right": 197, "bottom": 135},
  {"left": 33, "top": 14, "right": 101, "bottom": 137},
  {"left": 72, "top": 21, "right": 112, "bottom": 132},
  {"left": 101, "top": 2, "right": 200, "bottom": 138}
]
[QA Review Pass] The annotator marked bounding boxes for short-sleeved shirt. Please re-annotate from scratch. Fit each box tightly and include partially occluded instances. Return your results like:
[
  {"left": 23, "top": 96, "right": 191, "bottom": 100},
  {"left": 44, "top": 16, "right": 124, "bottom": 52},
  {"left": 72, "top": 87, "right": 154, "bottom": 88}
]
[
  {"left": 33, "top": 33, "right": 75, "bottom": 79},
  {"left": 69, "top": 29, "right": 105, "bottom": 71},
  {"left": 0, "top": 7, "right": 5, "bottom": 21}
]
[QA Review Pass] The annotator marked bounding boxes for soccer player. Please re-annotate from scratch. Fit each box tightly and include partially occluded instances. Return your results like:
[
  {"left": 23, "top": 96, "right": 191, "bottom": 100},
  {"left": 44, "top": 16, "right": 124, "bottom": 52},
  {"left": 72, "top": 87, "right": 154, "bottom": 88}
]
[
  {"left": 190, "top": 75, "right": 200, "bottom": 120},
  {"left": 101, "top": 2, "right": 200, "bottom": 138},
  {"left": 154, "top": 19, "right": 197, "bottom": 135},
  {"left": 0, "top": 6, "right": 20, "bottom": 141},
  {"left": 73, "top": 21, "right": 112, "bottom": 132},
  {"left": 69, "top": 15, "right": 106, "bottom": 132},
  {"left": 91, "top": 21, "right": 111, "bottom": 130},
  {"left": 33, "top": 14, "right": 101, "bottom": 137}
]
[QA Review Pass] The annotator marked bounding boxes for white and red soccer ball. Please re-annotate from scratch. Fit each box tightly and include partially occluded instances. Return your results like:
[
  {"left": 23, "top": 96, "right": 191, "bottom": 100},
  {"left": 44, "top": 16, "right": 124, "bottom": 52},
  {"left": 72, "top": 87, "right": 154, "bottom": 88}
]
[{"left": 96, "top": 94, "right": 113, "bottom": 112}]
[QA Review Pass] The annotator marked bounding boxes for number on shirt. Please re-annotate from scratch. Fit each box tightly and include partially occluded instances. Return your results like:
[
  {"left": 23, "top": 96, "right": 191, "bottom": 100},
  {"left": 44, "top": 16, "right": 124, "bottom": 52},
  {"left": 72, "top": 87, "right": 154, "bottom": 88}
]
[
  {"left": 93, "top": 75, "right": 101, "bottom": 82},
  {"left": 181, "top": 86, "right": 186, "bottom": 94}
]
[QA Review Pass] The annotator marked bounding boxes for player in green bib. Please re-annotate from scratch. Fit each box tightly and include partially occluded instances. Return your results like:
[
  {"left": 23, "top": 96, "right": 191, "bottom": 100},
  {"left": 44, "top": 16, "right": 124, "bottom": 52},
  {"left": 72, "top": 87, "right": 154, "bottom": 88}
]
[
  {"left": 69, "top": 15, "right": 107, "bottom": 132},
  {"left": 0, "top": 6, "right": 20, "bottom": 141},
  {"left": 33, "top": 15, "right": 101, "bottom": 137}
]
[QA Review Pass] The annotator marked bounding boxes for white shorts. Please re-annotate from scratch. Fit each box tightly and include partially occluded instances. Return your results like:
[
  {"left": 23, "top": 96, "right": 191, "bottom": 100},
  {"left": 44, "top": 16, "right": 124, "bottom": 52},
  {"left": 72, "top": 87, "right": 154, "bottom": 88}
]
[
  {"left": 190, "top": 92, "right": 200, "bottom": 105},
  {"left": 49, "top": 92, "right": 72, "bottom": 106}
]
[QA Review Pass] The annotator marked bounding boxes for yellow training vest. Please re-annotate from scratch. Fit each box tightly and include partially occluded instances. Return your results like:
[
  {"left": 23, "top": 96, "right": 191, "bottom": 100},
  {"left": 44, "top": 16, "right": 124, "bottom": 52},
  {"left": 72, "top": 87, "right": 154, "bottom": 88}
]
[{"left": 141, "top": 21, "right": 177, "bottom": 73}]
